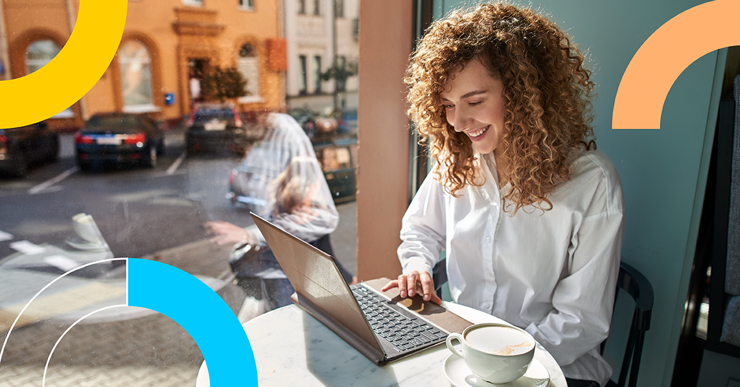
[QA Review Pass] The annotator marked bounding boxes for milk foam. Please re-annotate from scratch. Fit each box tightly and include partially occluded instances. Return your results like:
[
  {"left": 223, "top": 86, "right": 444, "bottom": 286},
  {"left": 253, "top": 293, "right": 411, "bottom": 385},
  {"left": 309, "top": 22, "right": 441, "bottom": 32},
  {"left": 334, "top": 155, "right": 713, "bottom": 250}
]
[{"left": 465, "top": 326, "right": 533, "bottom": 355}]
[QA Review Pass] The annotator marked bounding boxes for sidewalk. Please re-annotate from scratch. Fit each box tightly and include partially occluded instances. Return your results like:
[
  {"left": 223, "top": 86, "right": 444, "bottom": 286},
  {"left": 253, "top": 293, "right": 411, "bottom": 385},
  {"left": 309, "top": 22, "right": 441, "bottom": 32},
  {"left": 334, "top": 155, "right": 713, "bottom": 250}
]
[{"left": 0, "top": 202, "right": 357, "bottom": 386}]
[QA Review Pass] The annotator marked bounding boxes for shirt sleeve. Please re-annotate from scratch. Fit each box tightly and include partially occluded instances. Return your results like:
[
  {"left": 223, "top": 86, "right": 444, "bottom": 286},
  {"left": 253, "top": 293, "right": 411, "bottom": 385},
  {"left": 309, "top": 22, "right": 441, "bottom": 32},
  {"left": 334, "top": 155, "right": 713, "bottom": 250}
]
[
  {"left": 525, "top": 207, "right": 625, "bottom": 367},
  {"left": 397, "top": 174, "right": 447, "bottom": 278}
]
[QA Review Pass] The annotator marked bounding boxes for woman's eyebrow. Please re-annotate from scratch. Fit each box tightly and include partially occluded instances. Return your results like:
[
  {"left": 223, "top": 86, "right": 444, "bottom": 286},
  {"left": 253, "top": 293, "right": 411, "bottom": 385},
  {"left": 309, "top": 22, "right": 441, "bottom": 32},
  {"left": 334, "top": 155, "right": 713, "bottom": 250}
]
[
  {"left": 461, "top": 90, "right": 488, "bottom": 99},
  {"left": 441, "top": 90, "right": 488, "bottom": 101}
]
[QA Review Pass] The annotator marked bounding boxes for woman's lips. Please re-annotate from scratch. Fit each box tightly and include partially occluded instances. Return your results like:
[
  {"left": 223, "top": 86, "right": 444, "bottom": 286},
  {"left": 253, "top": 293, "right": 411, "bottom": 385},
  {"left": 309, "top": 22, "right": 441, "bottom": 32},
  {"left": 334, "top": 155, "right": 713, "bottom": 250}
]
[{"left": 467, "top": 125, "right": 489, "bottom": 141}]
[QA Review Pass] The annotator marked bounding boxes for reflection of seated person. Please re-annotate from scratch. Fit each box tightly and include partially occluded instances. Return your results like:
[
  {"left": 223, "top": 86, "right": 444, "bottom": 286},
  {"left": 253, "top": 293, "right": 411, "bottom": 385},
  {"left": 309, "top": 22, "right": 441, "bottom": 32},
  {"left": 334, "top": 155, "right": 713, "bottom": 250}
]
[
  {"left": 320, "top": 148, "right": 340, "bottom": 172},
  {"left": 205, "top": 113, "right": 356, "bottom": 310}
]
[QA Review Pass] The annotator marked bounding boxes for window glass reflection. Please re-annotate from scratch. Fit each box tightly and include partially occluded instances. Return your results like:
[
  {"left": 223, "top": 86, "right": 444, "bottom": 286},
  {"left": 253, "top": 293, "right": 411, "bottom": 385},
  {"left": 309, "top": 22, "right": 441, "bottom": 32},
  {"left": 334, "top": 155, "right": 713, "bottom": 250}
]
[{"left": 0, "top": 0, "right": 359, "bottom": 384}]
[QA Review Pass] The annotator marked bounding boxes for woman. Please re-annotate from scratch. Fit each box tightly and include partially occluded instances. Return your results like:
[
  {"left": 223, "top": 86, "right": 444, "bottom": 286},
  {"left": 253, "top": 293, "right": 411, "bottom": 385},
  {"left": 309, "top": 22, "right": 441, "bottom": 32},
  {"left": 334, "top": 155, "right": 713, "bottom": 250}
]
[{"left": 381, "top": 4, "right": 624, "bottom": 387}]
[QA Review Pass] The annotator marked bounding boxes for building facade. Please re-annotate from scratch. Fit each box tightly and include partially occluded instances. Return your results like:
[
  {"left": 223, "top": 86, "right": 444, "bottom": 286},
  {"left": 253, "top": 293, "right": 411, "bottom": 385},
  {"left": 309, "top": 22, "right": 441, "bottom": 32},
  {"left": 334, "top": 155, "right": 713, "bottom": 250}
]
[
  {"left": 0, "top": 0, "right": 286, "bottom": 130},
  {"left": 284, "top": 0, "right": 358, "bottom": 114}
]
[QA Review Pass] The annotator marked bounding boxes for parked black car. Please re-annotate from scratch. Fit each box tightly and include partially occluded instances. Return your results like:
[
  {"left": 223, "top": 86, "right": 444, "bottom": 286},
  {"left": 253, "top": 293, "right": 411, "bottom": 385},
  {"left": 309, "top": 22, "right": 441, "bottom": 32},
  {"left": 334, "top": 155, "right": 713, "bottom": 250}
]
[
  {"left": 75, "top": 113, "right": 164, "bottom": 171},
  {"left": 0, "top": 121, "right": 59, "bottom": 177},
  {"left": 185, "top": 104, "right": 248, "bottom": 156}
]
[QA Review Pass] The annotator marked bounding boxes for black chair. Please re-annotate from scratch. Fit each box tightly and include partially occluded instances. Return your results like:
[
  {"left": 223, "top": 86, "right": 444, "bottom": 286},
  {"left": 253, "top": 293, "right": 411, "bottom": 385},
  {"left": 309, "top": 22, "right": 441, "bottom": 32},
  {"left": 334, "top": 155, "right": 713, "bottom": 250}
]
[
  {"left": 604, "top": 262, "right": 654, "bottom": 387},
  {"left": 431, "top": 259, "right": 654, "bottom": 387}
]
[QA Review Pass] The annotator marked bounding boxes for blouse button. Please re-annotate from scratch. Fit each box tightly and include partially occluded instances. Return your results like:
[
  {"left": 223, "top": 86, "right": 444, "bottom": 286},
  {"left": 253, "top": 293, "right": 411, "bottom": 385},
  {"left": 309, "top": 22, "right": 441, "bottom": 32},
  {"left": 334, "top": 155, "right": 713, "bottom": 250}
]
[{"left": 486, "top": 236, "right": 491, "bottom": 243}]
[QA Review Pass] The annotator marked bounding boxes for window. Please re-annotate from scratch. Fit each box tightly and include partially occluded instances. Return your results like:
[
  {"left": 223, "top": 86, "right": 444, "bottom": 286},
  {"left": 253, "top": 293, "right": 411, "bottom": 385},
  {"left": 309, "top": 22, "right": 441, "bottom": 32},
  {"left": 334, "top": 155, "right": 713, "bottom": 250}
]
[
  {"left": 335, "top": 0, "right": 344, "bottom": 17},
  {"left": 298, "top": 55, "right": 307, "bottom": 95},
  {"left": 314, "top": 56, "right": 322, "bottom": 93},
  {"left": 25, "top": 40, "right": 59, "bottom": 75},
  {"left": 237, "top": 44, "right": 261, "bottom": 102},
  {"left": 26, "top": 40, "right": 73, "bottom": 118},
  {"left": 118, "top": 40, "right": 155, "bottom": 111},
  {"left": 335, "top": 56, "right": 346, "bottom": 92},
  {"left": 1, "top": 1, "right": 362, "bottom": 384}
]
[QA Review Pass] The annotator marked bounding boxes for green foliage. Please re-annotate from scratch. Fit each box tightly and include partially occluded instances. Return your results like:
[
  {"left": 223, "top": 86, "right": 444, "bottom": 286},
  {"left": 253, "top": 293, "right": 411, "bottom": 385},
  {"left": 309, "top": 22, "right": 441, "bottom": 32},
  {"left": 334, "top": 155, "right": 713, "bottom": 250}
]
[
  {"left": 320, "top": 57, "right": 358, "bottom": 84},
  {"left": 200, "top": 66, "right": 249, "bottom": 103}
]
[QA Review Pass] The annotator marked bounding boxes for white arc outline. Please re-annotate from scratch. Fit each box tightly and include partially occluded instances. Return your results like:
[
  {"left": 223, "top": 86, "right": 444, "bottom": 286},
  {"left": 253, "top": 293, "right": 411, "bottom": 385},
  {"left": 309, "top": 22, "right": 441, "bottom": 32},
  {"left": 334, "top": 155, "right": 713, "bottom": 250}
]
[
  {"left": 0, "top": 258, "right": 128, "bottom": 366},
  {"left": 42, "top": 304, "right": 127, "bottom": 387}
]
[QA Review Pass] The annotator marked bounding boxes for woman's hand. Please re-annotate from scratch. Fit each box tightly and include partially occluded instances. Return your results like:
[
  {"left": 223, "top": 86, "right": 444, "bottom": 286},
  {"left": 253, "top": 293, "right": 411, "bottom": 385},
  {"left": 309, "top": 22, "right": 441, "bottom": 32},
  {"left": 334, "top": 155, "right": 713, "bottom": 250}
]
[
  {"left": 204, "top": 221, "right": 255, "bottom": 245},
  {"left": 381, "top": 270, "right": 443, "bottom": 305}
]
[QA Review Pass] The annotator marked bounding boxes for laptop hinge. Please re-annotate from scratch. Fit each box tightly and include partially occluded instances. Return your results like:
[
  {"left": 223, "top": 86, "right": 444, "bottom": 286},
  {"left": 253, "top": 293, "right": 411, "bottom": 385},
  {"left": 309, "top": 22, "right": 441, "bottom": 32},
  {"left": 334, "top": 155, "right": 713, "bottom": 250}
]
[{"left": 291, "top": 292, "right": 386, "bottom": 364}]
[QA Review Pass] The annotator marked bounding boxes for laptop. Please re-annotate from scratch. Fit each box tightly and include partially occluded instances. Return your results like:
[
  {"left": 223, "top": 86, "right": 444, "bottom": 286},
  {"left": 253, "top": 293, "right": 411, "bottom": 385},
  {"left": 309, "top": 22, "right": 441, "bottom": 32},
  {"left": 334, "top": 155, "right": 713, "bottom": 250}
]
[{"left": 250, "top": 213, "right": 472, "bottom": 365}]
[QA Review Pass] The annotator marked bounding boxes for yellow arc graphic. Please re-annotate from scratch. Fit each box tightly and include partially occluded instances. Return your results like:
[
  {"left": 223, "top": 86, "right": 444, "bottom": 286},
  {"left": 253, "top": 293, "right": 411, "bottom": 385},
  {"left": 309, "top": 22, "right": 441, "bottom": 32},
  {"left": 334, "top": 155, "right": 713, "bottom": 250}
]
[
  {"left": 612, "top": 0, "right": 740, "bottom": 129},
  {"left": 0, "top": 0, "right": 127, "bottom": 129}
]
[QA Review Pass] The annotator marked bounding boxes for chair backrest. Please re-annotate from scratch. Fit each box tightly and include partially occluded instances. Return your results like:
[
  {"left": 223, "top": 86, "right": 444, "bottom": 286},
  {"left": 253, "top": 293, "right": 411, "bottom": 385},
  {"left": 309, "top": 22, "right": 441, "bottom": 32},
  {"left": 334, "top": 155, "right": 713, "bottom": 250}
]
[
  {"left": 431, "top": 259, "right": 654, "bottom": 387},
  {"left": 606, "top": 262, "right": 654, "bottom": 387}
]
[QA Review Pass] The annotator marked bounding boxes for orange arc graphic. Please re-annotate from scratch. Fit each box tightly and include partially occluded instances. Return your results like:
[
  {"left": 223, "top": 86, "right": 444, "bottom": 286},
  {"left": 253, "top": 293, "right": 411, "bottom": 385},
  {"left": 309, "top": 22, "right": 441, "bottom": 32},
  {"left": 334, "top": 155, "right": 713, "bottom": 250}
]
[
  {"left": 0, "top": 0, "right": 127, "bottom": 129},
  {"left": 612, "top": 0, "right": 740, "bottom": 130}
]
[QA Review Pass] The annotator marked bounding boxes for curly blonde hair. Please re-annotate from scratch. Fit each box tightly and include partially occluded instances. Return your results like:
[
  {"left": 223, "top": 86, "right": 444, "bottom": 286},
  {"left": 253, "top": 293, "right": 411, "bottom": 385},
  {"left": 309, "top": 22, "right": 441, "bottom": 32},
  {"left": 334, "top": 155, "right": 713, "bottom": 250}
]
[{"left": 405, "top": 2, "right": 595, "bottom": 212}]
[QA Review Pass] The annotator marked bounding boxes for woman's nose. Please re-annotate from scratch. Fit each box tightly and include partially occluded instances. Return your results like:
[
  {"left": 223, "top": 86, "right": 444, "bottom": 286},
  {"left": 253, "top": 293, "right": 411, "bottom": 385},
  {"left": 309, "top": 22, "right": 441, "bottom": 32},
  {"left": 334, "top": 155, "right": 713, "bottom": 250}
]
[{"left": 449, "top": 107, "right": 469, "bottom": 132}]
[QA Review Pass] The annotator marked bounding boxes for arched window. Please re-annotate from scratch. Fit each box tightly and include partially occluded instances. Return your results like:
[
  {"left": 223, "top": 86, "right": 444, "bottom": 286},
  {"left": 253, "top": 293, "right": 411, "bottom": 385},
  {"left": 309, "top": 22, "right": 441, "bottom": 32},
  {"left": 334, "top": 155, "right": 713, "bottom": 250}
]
[
  {"left": 26, "top": 40, "right": 59, "bottom": 74},
  {"left": 118, "top": 40, "right": 155, "bottom": 112},
  {"left": 238, "top": 43, "right": 261, "bottom": 102},
  {"left": 27, "top": 40, "right": 73, "bottom": 118}
]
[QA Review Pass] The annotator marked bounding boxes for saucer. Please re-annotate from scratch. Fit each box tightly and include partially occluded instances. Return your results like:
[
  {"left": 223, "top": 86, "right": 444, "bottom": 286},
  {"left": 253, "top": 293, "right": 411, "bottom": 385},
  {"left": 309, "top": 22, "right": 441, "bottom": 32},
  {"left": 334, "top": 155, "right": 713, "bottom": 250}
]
[
  {"left": 65, "top": 236, "right": 108, "bottom": 251},
  {"left": 443, "top": 353, "right": 550, "bottom": 387}
]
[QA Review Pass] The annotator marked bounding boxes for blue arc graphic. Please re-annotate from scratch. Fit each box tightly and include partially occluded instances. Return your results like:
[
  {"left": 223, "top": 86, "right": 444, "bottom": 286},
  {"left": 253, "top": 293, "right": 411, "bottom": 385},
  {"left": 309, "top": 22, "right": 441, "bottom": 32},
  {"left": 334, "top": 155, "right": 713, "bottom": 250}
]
[{"left": 127, "top": 258, "right": 257, "bottom": 386}]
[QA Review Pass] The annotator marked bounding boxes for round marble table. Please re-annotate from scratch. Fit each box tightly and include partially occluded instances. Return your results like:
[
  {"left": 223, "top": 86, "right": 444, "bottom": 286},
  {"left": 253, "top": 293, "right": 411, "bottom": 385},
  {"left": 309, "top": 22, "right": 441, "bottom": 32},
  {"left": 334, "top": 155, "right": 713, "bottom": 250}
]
[{"left": 196, "top": 301, "right": 566, "bottom": 387}]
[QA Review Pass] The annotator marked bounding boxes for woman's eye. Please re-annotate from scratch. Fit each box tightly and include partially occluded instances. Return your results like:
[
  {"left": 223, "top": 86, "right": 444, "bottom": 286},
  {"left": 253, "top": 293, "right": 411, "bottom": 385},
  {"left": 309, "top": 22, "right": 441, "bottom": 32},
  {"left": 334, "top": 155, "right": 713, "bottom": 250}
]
[
  {"left": 443, "top": 104, "right": 454, "bottom": 110},
  {"left": 469, "top": 101, "right": 482, "bottom": 106}
]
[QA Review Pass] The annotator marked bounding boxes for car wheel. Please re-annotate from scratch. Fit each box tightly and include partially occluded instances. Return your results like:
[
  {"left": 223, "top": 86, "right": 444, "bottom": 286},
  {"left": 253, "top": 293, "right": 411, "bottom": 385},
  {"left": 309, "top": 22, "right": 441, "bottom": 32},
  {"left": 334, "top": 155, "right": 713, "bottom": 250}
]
[
  {"left": 77, "top": 158, "right": 91, "bottom": 172},
  {"left": 145, "top": 146, "right": 157, "bottom": 168},
  {"left": 46, "top": 136, "right": 60, "bottom": 163},
  {"left": 11, "top": 153, "right": 28, "bottom": 178},
  {"left": 157, "top": 138, "right": 165, "bottom": 156}
]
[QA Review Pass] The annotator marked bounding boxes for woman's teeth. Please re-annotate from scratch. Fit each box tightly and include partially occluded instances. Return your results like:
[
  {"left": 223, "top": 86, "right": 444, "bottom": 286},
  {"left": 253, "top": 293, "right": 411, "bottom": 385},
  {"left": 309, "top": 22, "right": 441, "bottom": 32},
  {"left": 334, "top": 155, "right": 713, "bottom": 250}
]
[{"left": 469, "top": 125, "right": 489, "bottom": 138}]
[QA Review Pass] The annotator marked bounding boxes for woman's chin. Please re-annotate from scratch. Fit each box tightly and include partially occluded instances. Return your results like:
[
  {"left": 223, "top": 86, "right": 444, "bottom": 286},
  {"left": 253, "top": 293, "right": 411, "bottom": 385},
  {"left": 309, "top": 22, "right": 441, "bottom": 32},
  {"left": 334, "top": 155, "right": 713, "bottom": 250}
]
[{"left": 472, "top": 143, "right": 496, "bottom": 154}]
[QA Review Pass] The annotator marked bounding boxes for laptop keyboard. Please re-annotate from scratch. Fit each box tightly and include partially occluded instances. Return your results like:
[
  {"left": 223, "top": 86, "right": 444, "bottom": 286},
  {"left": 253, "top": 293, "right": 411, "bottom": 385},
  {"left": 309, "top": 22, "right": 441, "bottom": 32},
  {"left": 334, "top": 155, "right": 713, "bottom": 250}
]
[{"left": 351, "top": 285, "right": 448, "bottom": 353}]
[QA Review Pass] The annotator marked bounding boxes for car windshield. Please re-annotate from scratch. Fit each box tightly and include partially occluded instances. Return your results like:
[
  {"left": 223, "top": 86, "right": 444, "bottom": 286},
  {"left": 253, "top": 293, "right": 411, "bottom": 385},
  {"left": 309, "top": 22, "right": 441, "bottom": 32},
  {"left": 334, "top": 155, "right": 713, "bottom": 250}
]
[
  {"left": 86, "top": 115, "right": 141, "bottom": 129},
  {"left": 193, "top": 109, "right": 234, "bottom": 123}
]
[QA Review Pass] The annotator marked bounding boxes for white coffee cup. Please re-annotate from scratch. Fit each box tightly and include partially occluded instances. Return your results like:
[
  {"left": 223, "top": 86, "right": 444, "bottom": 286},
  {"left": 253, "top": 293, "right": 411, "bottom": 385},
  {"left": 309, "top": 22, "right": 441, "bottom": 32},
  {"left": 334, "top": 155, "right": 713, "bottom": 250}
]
[{"left": 446, "top": 323, "right": 535, "bottom": 384}]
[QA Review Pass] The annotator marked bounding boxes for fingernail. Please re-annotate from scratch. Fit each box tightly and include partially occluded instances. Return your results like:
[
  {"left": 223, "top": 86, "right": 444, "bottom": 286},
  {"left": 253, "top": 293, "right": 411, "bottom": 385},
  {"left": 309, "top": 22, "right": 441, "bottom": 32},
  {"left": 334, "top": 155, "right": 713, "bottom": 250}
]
[
  {"left": 424, "top": 294, "right": 430, "bottom": 301},
  {"left": 400, "top": 291, "right": 406, "bottom": 298},
  {"left": 409, "top": 289, "right": 415, "bottom": 297}
]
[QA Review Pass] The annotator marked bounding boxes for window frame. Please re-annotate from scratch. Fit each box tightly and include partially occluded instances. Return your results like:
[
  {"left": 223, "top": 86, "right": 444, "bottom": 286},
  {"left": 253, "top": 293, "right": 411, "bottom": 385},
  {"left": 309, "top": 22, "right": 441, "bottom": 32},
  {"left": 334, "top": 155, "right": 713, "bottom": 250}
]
[
  {"left": 237, "top": 43, "right": 263, "bottom": 103},
  {"left": 314, "top": 55, "right": 322, "bottom": 94},
  {"left": 335, "top": 0, "right": 344, "bottom": 18},
  {"left": 26, "top": 39, "right": 74, "bottom": 118},
  {"left": 298, "top": 55, "right": 308, "bottom": 95},
  {"left": 118, "top": 39, "right": 157, "bottom": 113}
]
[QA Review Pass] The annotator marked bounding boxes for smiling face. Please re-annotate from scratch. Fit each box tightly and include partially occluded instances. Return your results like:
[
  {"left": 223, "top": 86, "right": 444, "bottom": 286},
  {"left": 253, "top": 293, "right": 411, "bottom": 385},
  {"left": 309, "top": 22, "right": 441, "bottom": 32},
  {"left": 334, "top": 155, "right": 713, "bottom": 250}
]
[{"left": 440, "top": 58, "right": 506, "bottom": 156}]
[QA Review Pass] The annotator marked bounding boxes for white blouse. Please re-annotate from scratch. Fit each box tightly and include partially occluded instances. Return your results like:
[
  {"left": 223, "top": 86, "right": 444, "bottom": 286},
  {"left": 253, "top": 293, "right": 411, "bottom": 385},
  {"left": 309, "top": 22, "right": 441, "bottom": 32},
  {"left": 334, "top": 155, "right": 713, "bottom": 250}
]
[{"left": 398, "top": 148, "right": 625, "bottom": 386}]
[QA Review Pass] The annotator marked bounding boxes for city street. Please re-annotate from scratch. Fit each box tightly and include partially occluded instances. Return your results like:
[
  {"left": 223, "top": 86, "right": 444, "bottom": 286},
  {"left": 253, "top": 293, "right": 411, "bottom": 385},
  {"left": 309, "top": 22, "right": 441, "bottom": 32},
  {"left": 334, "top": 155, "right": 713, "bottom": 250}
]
[{"left": 0, "top": 128, "right": 358, "bottom": 386}]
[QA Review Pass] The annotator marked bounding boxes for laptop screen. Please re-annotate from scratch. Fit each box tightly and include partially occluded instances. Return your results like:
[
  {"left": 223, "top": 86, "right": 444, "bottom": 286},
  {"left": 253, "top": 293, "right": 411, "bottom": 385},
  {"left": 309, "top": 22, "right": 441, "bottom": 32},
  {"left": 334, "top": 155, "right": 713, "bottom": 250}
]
[{"left": 250, "top": 213, "right": 380, "bottom": 351}]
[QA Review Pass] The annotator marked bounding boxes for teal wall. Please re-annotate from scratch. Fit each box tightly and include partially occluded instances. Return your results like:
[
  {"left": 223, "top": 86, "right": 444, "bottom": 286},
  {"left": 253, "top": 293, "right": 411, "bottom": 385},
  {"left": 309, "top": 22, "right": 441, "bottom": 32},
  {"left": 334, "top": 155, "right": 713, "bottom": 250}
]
[{"left": 433, "top": 1, "right": 725, "bottom": 386}]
